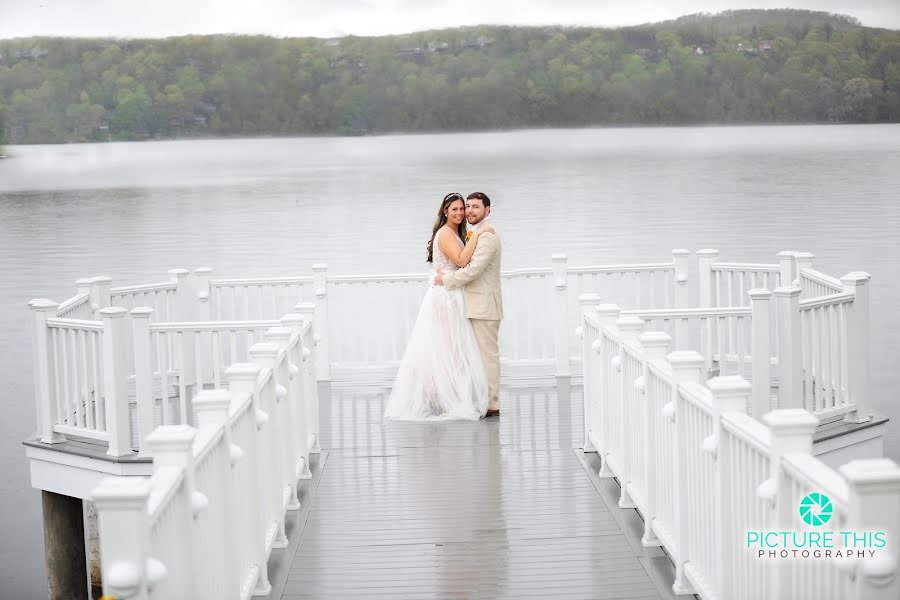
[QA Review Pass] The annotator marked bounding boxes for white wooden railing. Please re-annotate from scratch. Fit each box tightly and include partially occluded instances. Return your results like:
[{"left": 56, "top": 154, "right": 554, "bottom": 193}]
[{"left": 581, "top": 315, "right": 900, "bottom": 600}]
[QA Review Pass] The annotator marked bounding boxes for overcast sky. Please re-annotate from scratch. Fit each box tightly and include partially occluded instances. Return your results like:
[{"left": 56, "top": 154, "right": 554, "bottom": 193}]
[{"left": 0, "top": 1, "right": 897, "bottom": 39}]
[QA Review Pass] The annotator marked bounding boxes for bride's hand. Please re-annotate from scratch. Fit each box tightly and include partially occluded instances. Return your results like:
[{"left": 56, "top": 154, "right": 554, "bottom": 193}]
[{"left": 480, "top": 225, "right": 496, "bottom": 236}]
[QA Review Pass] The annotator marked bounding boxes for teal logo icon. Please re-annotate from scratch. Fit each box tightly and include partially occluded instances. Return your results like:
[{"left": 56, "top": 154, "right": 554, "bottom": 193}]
[{"left": 799, "top": 493, "right": 833, "bottom": 526}]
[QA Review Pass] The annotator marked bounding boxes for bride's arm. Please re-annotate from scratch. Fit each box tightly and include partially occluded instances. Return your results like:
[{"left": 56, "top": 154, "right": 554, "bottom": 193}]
[{"left": 438, "top": 229, "right": 482, "bottom": 268}]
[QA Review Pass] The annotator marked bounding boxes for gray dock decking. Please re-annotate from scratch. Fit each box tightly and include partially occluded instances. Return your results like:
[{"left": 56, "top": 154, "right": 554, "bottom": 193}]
[{"left": 267, "top": 380, "right": 686, "bottom": 600}]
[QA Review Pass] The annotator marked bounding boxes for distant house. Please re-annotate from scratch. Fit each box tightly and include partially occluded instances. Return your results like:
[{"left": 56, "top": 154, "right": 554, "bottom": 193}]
[
  {"left": 694, "top": 43, "right": 715, "bottom": 55},
  {"left": 13, "top": 47, "right": 47, "bottom": 60},
  {"left": 476, "top": 36, "right": 493, "bottom": 47},
  {"left": 635, "top": 48, "right": 655, "bottom": 60},
  {"left": 396, "top": 47, "right": 424, "bottom": 57},
  {"left": 427, "top": 41, "right": 450, "bottom": 52},
  {"left": 758, "top": 40, "right": 773, "bottom": 52}
]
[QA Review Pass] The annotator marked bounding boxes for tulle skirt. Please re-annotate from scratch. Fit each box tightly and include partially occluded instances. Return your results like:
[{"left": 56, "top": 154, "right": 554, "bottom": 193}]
[{"left": 384, "top": 281, "right": 489, "bottom": 421}]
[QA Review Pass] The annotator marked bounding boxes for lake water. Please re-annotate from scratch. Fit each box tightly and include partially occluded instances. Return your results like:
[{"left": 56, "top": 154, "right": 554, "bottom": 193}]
[{"left": 1, "top": 125, "right": 899, "bottom": 597}]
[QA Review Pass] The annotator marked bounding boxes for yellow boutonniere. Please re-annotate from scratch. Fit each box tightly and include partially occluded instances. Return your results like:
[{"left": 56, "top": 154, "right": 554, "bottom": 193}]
[{"left": 465, "top": 231, "right": 472, "bottom": 242}]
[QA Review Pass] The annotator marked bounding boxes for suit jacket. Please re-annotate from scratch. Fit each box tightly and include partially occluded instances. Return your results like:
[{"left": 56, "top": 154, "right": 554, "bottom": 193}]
[{"left": 443, "top": 231, "right": 503, "bottom": 321}]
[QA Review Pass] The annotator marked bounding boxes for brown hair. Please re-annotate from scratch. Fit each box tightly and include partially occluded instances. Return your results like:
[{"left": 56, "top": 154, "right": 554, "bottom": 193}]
[
  {"left": 466, "top": 191, "right": 491, "bottom": 208},
  {"left": 426, "top": 193, "right": 466, "bottom": 263}
]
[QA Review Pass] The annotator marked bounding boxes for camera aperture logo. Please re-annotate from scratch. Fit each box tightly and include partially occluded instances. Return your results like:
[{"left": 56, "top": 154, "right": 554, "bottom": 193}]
[{"left": 746, "top": 491, "right": 887, "bottom": 560}]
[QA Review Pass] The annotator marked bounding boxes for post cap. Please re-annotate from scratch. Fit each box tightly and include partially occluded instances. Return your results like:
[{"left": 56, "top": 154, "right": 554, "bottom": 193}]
[
  {"left": 772, "top": 286, "right": 802, "bottom": 298},
  {"left": 578, "top": 293, "right": 602, "bottom": 305},
  {"left": 28, "top": 299, "right": 59, "bottom": 311},
  {"left": 551, "top": 254, "right": 567, "bottom": 262},
  {"left": 748, "top": 288, "right": 773, "bottom": 300},
  {"left": 839, "top": 459, "right": 900, "bottom": 488},
  {"left": 639, "top": 331, "right": 672, "bottom": 347},
  {"left": 294, "top": 301, "right": 315, "bottom": 314},
  {"left": 615, "top": 316, "right": 645, "bottom": 330},
  {"left": 312, "top": 264, "right": 328, "bottom": 272},
  {"left": 99, "top": 307, "right": 129, "bottom": 318},
  {"left": 696, "top": 249, "right": 720, "bottom": 257},
  {"left": 130, "top": 307, "right": 154, "bottom": 317},
  {"left": 840, "top": 272, "right": 872, "bottom": 286},
  {"left": 92, "top": 476, "right": 152, "bottom": 506},
  {"left": 763, "top": 408, "right": 819, "bottom": 433},
  {"left": 281, "top": 314, "right": 305, "bottom": 327},
  {"left": 249, "top": 342, "right": 281, "bottom": 358},
  {"left": 794, "top": 252, "right": 814, "bottom": 261},
  {"left": 672, "top": 249, "right": 691, "bottom": 257},
  {"left": 194, "top": 389, "right": 233, "bottom": 414},
  {"left": 194, "top": 267, "right": 213, "bottom": 275},
  {"left": 75, "top": 278, "right": 94, "bottom": 286},
  {"left": 91, "top": 276, "right": 113, "bottom": 284},
  {"left": 707, "top": 375, "right": 752, "bottom": 397},
  {"left": 146, "top": 424, "right": 196, "bottom": 452},
  {"left": 667, "top": 350, "right": 705, "bottom": 369},
  {"left": 264, "top": 326, "right": 292, "bottom": 341},
  {"left": 226, "top": 363, "right": 262, "bottom": 381},
  {"left": 167, "top": 268, "right": 190, "bottom": 278},
  {"left": 776, "top": 251, "right": 797, "bottom": 259},
  {"left": 595, "top": 303, "right": 620, "bottom": 316}
]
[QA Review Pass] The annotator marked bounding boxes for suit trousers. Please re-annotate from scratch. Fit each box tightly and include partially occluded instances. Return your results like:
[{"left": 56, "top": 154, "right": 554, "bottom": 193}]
[{"left": 471, "top": 319, "right": 501, "bottom": 409}]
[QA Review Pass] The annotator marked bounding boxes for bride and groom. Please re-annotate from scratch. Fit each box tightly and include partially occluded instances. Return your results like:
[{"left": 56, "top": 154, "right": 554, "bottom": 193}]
[{"left": 384, "top": 192, "right": 502, "bottom": 421}]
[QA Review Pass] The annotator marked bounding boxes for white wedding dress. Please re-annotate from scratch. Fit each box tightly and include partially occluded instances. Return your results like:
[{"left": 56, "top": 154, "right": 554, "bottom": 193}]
[{"left": 384, "top": 227, "right": 489, "bottom": 421}]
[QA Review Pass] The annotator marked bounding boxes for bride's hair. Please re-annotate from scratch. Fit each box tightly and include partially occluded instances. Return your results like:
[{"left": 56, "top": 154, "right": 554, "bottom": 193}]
[{"left": 427, "top": 192, "right": 467, "bottom": 263}]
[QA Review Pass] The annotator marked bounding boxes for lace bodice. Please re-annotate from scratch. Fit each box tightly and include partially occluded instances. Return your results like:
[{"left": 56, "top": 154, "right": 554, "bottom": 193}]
[{"left": 433, "top": 227, "right": 462, "bottom": 273}]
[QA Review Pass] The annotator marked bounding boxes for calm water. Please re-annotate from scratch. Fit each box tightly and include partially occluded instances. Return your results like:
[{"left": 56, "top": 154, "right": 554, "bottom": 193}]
[{"left": 1, "top": 125, "right": 899, "bottom": 597}]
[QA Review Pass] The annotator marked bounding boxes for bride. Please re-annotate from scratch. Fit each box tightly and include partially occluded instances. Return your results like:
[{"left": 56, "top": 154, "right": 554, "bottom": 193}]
[{"left": 384, "top": 192, "right": 494, "bottom": 421}]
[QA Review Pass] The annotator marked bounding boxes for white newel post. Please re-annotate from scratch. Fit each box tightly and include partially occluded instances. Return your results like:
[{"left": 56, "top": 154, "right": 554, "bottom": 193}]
[
  {"left": 146, "top": 425, "right": 197, "bottom": 596},
  {"left": 672, "top": 249, "right": 690, "bottom": 308},
  {"left": 579, "top": 293, "right": 602, "bottom": 452},
  {"left": 749, "top": 289, "right": 773, "bottom": 420},
  {"left": 615, "top": 315, "right": 644, "bottom": 509},
  {"left": 667, "top": 350, "right": 705, "bottom": 596},
  {"left": 90, "top": 276, "right": 112, "bottom": 315},
  {"left": 193, "top": 389, "right": 240, "bottom": 600},
  {"left": 552, "top": 254, "right": 571, "bottom": 379},
  {"left": 762, "top": 409, "right": 819, "bottom": 600},
  {"left": 639, "top": 331, "right": 671, "bottom": 549},
  {"left": 295, "top": 301, "right": 320, "bottom": 454},
  {"left": 794, "top": 252, "right": 814, "bottom": 287},
  {"left": 707, "top": 376, "right": 753, "bottom": 598},
  {"left": 595, "top": 304, "right": 621, "bottom": 479},
  {"left": 311, "top": 264, "right": 331, "bottom": 382},
  {"left": 773, "top": 287, "right": 802, "bottom": 410},
  {"left": 841, "top": 272, "right": 872, "bottom": 424},
  {"left": 249, "top": 342, "right": 289, "bottom": 550},
  {"left": 697, "top": 249, "right": 720, "bottom": 308},
  {"left": 169, "top": 269, "right": 195, "bottom": 387},
  {"left": 29, "top": 299, "right": 64, "bottom": 444},
  {"left": 264, "top": 326, "right": 301, "bottom": 511},
  {"left": 840, "top": 459, "right": 900, "bottom": 600},
  {"left": 101, "top": 307, "right": 134, "bottom": 457},
  {"left": 93, "top": 477, "right": 153, "bottom": 600},
  {"left": 777, "top": 251, "right": 796, "bottom": 288},
  {"left": 194, "top": 267, "right": 214, "bottom": 382},
  {"left": 281, "top": 313, "right": 312, "bottom": 479},
  {"left": 75, "top": 278, "right": 93, "bottom": 303},
  {"left": 131, "top": 307, "right": 155, "bottom": 456},
  {"left": 226, "top": 362, "right": 272, "bottom": 596}
]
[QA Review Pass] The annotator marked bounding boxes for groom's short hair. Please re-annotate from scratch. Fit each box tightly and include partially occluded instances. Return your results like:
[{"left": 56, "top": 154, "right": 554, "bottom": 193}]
[{"left": 467, "top": 192, "right": 491, "bottom": 208}]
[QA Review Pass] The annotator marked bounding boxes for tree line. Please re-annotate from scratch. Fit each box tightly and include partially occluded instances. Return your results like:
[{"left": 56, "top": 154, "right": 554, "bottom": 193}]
[{"left": 1, "top": 9, "right": 899, "bottom": 144}]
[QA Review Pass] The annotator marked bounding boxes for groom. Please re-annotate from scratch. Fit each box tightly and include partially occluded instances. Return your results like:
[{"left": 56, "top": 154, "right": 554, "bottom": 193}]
[{"left": 435, "top": 192, "right": 503, "bottom": 416}]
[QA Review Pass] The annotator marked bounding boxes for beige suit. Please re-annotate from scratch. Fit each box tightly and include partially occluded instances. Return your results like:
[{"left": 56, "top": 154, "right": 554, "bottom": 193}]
[{"left": 443, "top": 231, "right": 502, "bottom": 410}]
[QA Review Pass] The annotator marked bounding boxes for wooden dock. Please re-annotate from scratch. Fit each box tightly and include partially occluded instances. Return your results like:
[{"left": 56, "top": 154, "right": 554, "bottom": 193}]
[{"left": 266, "top": 380, "right": 683, "bottom": 600}]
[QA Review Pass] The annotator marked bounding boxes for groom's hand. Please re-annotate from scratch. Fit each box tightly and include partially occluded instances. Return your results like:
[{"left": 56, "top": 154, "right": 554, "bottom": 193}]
[{"left": 435, "top": 270, "right": 445, "bottom": 286}]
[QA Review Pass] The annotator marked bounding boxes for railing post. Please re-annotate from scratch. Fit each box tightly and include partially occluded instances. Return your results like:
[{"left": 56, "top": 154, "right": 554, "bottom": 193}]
[
  {"left": 249, "top": 342, "right": 289, "bottom": 550},
  {"left": 578, "top": 293, "right": 601, "bottom": 452},
  {"left": 672, "top": 249, "right": 690, "bottom": 309},
  {"left": 697, "top": 249, "right": 719, "bottom": 308},
  {"left": 90, "top": 276, "right": 112, "bottom": 315},
  {"left": 707, "top": 375, "right": 753, "bottom": 599},
  {"left": 552, "top": 254, "right": 571, "bottom": 379},
  {"left": 842, "top": 272, "right": 872, "bottom": 424},
  {"left": 282, "top": 313, "right": 312, "bottom": 479},
  {"left": 193, "top": 389, "right": 241, "bottom": 600},
  {"left": 131, "top": 307, "right": 155, "bottom": 456},
  {"left": 794, "top": 252, "right": 813, "bottom": 298},
  {"left": 638, "top": 331, "right": 671, "bottom": 549},
  {"left": 773, "top": 286, "right": 802, "bottom": 410},
  {"left": 749, "top": 289, "right": 773, "bottom": 420},
  {"left": 101, "top": 307, "right": 133, "bottom": 457},
  {"left": 311, "top": 264, "right": 331, "bottom": 382},
  {"left": 762, "top": 409, "right": 819, "bottom": 600},
  {"left": 29, "top": 299, "right": 64, "bottom": 444},
  {"left": 75, "top": 278, "right": 92, "bottom": 298},
  {"left": 226, "top": 363, "right": 272, "bottom": 597},
  {"left": 777, "top": 251, "right": 797, "bottom": 287},
  {"left": 667, "top": 350, "right": 705, "bottom": 596},
  {"left": 92, "top": 477, "right": 152, "bottom": 600},
  {"left": 840, "top": 459, "right": 900, "bottom": 600},
  {"left": 194, "top": 268, "right": 214, "bottom": 382},
  {"left": 615, "top": 315, "right": 644, "bottom": 509},
  {"left": 295, "top": 301, "right": 320, "bottom": 454},
  {"left": 168, "top": 269, "right": 195, "bottom": 387},
  {"left": 595, "top": 304, "right": 620, "bottom": 478},
  {"left": 264, "top": 326, "right": 301, "bottom": 511}
]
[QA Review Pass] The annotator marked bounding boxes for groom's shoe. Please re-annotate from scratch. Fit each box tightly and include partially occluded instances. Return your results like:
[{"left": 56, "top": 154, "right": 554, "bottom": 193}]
[{"left": 485, "top": 408, "right": 500, "bottom": 417}]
